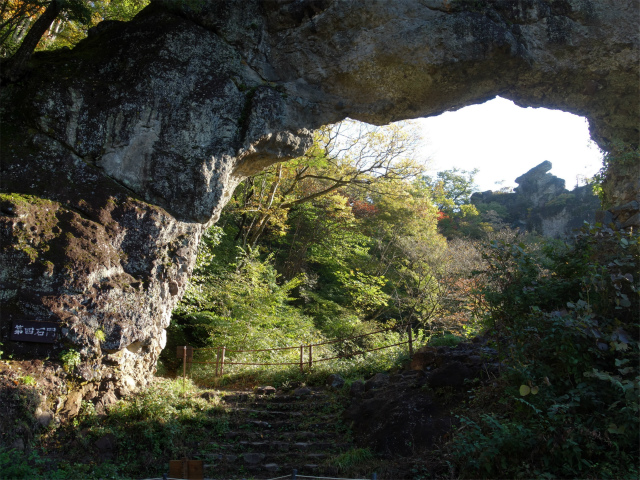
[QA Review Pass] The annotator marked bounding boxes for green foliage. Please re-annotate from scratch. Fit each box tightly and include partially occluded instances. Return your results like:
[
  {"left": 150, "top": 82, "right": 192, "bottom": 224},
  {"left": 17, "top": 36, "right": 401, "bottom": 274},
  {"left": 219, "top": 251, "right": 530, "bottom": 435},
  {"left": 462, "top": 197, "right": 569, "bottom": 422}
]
[
  {"left": 175, "top": 244, "right": 320, "bottom": 350},
  {"left": 19, "top": 374, "right": 36, "bottom": 386},
  {"left": 0, "top": 448, "right": 49, "bottom": 480},
  {"left": 421, "top": 168, "right": 491, "bottom": 238},
  {"left": 333, "top": 447, "right": 374, "bottom": 470},
  {"left": 451, "top": 224, "right": 639, "bottom": 478},
  {"left": 94, "top": 328, "right": 106, "bottom": 342},
  {"left": 334, "top": 269, "right": 389, "bottom": 314},
  {"left": 428, "top": 333, "right": 464, "bottom": 347},
  {"left": 60, "top": 348, "right": 80, "bottom": 373}
]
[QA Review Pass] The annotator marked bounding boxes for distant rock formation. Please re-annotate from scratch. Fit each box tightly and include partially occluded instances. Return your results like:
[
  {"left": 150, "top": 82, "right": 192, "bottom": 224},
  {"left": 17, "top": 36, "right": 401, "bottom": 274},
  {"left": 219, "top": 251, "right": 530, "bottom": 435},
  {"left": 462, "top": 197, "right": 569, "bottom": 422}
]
[{"left": 471, "top": 161, "right": 601, "bottom": 237}]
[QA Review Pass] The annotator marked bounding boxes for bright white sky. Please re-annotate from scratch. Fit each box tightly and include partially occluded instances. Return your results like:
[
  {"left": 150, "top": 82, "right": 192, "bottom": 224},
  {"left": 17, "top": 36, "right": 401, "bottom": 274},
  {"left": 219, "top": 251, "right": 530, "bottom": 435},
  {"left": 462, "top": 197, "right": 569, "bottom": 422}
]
[{"left": 414, "top": 96, "right": 604, "bottom": 192}]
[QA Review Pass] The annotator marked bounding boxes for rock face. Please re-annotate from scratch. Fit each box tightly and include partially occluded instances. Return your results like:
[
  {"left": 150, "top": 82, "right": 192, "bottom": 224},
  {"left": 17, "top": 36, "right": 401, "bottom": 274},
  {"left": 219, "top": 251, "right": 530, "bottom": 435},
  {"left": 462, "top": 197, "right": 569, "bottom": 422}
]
[
  {"left": 1, "top": 0, "right": 638, "bottom": 404},
  {"left": 344, "top": 341, "right": 497, "bottom": 456},
  {"left": 471, "top": 160, "right": 602, "bottom": 237}
]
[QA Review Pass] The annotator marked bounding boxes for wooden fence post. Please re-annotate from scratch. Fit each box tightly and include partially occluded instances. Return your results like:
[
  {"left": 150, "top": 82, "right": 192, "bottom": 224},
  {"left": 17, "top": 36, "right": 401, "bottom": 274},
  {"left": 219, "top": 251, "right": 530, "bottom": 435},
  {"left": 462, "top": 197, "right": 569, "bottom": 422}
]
[
  {"left": 408, "top": 327, "right": 413, "bottom": 358},
  {"left": 215, "top": 347, "right": 220, "bottom": 378},
  {"left": 308, "top": 345, "right": 312, "bottom": 371},
  {"left": 299, "top": 345, "right": 304, "bottom": 373},
  {"left": 182, "top": 346, "right": 187, "bottom": 393},
  {"left": 220, "top": 346, "right": 226, "bottom": 376}
]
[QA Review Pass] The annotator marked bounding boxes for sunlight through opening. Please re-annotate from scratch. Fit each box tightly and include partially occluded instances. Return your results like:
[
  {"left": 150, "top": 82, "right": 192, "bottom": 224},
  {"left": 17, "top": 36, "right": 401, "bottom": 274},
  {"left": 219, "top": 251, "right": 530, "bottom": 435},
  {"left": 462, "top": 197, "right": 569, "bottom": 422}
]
[{"left": 415, "top": 97, "right": 604, "bottom": 192}]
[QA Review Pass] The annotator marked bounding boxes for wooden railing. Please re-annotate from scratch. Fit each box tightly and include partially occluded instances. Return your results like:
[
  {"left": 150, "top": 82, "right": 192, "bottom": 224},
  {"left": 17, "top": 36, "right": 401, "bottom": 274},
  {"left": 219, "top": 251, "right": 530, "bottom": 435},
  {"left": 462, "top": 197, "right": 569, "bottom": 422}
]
[{"left": 177, "top": 325, "right": 414, "bottom": 381}]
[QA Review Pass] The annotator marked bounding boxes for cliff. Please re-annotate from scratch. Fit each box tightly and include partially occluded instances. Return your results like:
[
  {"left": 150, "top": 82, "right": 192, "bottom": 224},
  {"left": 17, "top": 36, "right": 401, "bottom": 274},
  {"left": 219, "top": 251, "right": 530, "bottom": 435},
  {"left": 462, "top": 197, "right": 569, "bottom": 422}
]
[{"left": 1, "top": 0, "right": 638, "bottom": 415}]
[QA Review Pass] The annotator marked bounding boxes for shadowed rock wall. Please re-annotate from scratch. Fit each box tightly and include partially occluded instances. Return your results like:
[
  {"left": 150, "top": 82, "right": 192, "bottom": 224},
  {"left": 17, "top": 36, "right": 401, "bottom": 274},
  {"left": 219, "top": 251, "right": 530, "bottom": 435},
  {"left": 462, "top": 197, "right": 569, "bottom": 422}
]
[{"left": 1, "top": 0, "right": 638, "bottom": 405}]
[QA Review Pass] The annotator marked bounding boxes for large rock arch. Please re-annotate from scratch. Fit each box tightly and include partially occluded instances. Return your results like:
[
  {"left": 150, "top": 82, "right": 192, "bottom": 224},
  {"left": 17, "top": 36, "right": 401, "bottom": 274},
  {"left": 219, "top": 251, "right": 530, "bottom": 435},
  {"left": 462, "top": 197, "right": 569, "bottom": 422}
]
[{"left": 1, "top": 0, "right": 638, "bottom": 397}]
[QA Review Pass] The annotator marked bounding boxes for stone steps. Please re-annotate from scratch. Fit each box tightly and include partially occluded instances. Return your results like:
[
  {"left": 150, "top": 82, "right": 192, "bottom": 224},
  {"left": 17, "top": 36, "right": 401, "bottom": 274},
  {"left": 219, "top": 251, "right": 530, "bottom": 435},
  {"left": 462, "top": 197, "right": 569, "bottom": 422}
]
[
  {"left": 222, "top": 393, "right": 329, "bottom": 404},
  {"left": 223, "top": 430, "right": 337, "bottom": 441},
  {"left": 198, "top": 387, "right": 352, "bottom": 478},
  {"left": 207, "top": 440, "right": 350, "bottom": 453},
  {"left": 228, "top": 407, "right": 305, "bottom": 418}
]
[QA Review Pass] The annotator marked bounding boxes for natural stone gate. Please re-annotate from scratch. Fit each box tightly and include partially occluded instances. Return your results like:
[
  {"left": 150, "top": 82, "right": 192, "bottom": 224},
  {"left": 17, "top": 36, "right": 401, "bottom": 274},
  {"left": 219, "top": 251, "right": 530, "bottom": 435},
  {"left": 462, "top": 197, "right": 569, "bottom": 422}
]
[{"left": 1, "top": 0, "right": 638, "bottom": 397}]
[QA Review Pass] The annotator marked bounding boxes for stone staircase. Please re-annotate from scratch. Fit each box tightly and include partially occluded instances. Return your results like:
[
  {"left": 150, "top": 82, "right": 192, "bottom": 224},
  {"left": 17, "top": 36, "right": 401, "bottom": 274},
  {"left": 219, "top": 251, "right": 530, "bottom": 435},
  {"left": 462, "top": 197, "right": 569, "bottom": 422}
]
[{"left": 201, "top": 388, "right": 354, "bottom": 478}]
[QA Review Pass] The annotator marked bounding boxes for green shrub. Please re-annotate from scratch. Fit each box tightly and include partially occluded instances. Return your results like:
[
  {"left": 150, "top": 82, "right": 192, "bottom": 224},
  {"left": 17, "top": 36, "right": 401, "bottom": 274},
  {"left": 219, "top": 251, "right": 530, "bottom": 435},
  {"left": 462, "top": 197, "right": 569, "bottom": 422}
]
[{"left": 451, "top": 224, "right": 639, "bottom": 478}]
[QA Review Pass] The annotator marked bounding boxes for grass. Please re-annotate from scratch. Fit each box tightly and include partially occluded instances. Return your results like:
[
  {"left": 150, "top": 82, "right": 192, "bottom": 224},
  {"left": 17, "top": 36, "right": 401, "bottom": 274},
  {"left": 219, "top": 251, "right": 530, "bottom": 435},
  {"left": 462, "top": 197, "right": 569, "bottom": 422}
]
[
  {"left": 333, "top": 447, "right": 374, "bottom": 470},
  {"left": 427, "top": 333, "right": 464, "bottom": 347}
]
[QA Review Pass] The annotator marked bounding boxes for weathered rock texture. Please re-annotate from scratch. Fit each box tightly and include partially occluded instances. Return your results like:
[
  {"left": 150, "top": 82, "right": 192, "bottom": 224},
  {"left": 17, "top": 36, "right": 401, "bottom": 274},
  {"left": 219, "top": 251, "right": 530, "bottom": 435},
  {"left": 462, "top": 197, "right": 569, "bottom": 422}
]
[
  {"left": 1, "top": 0, "right": 638, "bottom": 406},
  {"left": 472, "top": 160, "right": 602, "bottom": 237}
]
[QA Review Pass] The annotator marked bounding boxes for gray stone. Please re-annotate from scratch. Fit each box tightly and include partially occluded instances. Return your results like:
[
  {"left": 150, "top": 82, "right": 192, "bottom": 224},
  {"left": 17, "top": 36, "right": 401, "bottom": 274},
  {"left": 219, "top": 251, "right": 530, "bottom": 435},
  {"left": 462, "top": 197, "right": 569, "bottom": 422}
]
[
  {"left": 466, "top": 355, "right": 482, "bottom": 365},
  {"left": 350, "top": 380, "right": 364, "bottom": 396},
  {"left": 326, "top": 374, "right": 345, "bottom": 389},
  {"left": 256, "top": 386, "right": 277, "bottom": 395},
  {"left": 365, "top": 373, "right": 390, "bottom": 391},
  {"left": 264, "top": 463, "right": 279, "bottom": 472},
  {"left": 95, "top": 390, "right": 119, "bottom": 415},
  {"left": 294, "top": 386, "right": 312, "bottom": 396},
  {"left": 36, "top": 411, "right": 54, "bottom": 427},
  {"left": 11, "top": 438, "right": 25, "bottom": 451},
  {"left": 471, "top": 161, "right": 602, "bottom": 237},
  {"left": 243, "top": 452, "right": 265, "bottom": 464}
]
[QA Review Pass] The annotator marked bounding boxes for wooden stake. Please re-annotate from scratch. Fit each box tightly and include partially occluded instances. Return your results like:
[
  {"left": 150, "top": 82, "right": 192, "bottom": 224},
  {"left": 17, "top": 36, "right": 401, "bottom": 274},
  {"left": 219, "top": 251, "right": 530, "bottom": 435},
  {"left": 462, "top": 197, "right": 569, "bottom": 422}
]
[
  {"left": 408, "top": 326, "right": 413, "bottom": 358},
  {"left": 182, "top": 346, "right": 187, "bottom": 394},
  {"left": 220, "top": 346, "right": 226, "bottom": 376},
  {"left": 299, "top": 345, "right": 304, "bottom": 373},
  {"left": 308, "top": 344, "right": 313, "bottom": 371}
]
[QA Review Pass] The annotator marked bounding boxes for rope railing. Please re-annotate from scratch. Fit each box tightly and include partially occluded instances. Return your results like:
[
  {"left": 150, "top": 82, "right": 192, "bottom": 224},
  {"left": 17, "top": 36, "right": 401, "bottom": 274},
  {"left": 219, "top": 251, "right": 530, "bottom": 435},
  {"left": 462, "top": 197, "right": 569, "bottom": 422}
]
[
  {"left": 176, "top": 325, "right": 414, "bottom": 381},
  {"left": 312, "top": 340, "right": 410, "bottom": 363}
]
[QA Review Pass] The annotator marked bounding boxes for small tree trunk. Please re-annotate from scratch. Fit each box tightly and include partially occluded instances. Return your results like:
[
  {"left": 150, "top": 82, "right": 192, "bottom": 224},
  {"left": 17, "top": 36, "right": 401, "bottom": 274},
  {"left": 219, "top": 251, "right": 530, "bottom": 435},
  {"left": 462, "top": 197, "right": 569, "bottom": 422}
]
[{"left": 3, "top": 0, "right": 61, "bottom": 81}]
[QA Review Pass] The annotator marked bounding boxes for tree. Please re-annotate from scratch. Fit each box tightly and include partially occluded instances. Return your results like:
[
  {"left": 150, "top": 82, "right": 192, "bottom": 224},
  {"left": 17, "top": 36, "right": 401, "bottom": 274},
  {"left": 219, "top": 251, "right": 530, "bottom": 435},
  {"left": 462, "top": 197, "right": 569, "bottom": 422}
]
[
  {"left": 422, "top": 167, "right": 479, "bottom": 213},
  {"left": 2, "top": 0, "right": 90, "bottom": 80},
  {"left": 421, "top": 168, "right": 490, "bottom": 238},
  {"left": 229, "top": 120, "right": 424, "bottom": 248},
  {"left": 0, "top": 0, "right": 45, "bottom": 58},
  {"left": 1, "top": 0, "right": 148, "bottom": 79},
  {"left": 355, "top": 178, "right": 448, "bottom": 326}
]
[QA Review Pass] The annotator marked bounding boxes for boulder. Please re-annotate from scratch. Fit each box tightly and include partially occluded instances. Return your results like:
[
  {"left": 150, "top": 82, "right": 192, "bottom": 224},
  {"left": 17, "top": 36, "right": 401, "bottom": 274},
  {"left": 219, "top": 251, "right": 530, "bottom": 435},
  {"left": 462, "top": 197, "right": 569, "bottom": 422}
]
[
  {"left": 326, "top": 374, "right": 345, "bottom": 389},
  {"left": 255, "top": 386, "right": 276, "bottom": 395},
  {"left": 365, "top": 373, "right": 390, "bottom": 391},
  {"left": 243, "top": 452, "right": 265, "bottom": 464},
  {"left": 60, "top": 391, "right": 83, "bottom": 418},
  {"left": 428, "top": 362, "right": 473, "bottom": 389},
  {"left": 409, "top": 346, "right": 438, "bottom": 371},
  {"left": 294, "top": 386, "right": 312, "bottom": 396},
  {"left": 350, "top": 381, "right": 364, "bottom": 397}
]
